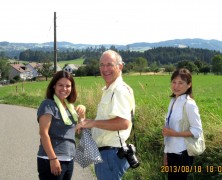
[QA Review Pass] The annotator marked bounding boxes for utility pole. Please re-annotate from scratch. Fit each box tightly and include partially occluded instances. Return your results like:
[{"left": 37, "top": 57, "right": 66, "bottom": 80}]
[{"left": 54, "top": 12, "right": 57, "bottom": 73}]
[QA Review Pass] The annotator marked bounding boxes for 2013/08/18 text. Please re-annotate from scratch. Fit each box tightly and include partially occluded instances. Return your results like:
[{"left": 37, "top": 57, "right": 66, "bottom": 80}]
[
  {"left": 161, "top": 166, "right": 202, "bottom": 173},
  {"left": 161, "top": 166, "right": 222, "bottom": 173}
]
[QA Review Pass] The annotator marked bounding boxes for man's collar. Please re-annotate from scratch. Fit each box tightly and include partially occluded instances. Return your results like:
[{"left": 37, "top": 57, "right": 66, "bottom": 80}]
[{"left": 102, "top": 76, "right": 123, "bottom": 91}]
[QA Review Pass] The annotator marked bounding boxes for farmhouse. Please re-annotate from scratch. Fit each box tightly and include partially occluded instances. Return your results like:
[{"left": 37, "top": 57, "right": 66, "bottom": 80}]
[
  {"left": 63, "top": 64, "right": 79, "bottom": 73},
  {"left": 9, "top": 62, "right": 42, "bottom": 80},
  {"left": 25, "top": 62, "right": 42, "bottom": 78},
  {"left": 49, "top": 65, "right": 62, "bottom": 71},
  {"left": 9, "top": 64, "right": 30, "bottom": 80}
]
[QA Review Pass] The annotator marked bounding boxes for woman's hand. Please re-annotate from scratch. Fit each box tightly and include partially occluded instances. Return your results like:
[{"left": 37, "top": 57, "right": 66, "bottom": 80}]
[
  {"left": 163, "top": 153, "right": 168, "bottom": 166},
  {"left": 50, "top": 159, "right": 62, "bottom": 176},
  {"left": 162, "top": 127, "right": 177, "bottom": 137},
  {"left": 162, "top": 127, "right": 193, "bottom": 137},
  {"left": 76, "top": 105, "right": 86, "bottom": 119}
]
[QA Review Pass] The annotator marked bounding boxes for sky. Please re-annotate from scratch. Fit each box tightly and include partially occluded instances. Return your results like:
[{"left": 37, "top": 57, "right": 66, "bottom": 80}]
[{"left": 0, "top": 0, "right": 222, "bottom": 45}]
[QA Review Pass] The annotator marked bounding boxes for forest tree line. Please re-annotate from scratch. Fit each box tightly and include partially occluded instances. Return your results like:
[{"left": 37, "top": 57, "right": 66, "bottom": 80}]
[
  {"left": 18, "top": 46, "right": 222, "bottom": 75},
  {"left": 17, "top": 46, "right": 220, "bottom": 65},
  {"left": 1, "top": 46, "right": 222, "bottom": 81}
]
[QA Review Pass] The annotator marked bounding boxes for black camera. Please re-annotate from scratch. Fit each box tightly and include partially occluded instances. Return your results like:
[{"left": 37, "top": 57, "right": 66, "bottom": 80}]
[{"left": 117, "top": 144, "right": 140, "bottom": 168}]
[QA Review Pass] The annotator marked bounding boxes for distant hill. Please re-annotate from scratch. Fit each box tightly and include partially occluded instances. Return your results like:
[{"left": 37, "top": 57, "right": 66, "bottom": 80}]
[
  {"left": 1, "top": 38, "right": 222, "bottom": 58},
  {"left": 127, "top": 38, "right": 222, "bottom": 52}
]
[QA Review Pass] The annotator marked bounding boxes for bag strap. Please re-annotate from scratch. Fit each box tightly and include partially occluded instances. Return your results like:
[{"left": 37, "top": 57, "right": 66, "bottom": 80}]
[
  {"left": 181, "top": 99, "right": 190, "bottom": 131},
  {"left": 130, "top": 110, "right": 137, "bottom": 148},
  {"left": 111, "top": 89, "right": 137, "bottom": 148}
]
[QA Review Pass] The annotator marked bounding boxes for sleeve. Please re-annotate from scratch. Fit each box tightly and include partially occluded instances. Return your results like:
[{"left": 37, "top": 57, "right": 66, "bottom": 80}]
[
  {"left": 37, "top": 99, "right": 60, "bottom": 122},
  {"left": 186, "top": 100, "right": 203, "bottom": 138}
]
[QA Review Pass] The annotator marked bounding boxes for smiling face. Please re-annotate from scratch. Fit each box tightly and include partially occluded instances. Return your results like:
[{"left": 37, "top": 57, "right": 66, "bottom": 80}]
[
  {"left": 54, "top": 77, "right": 72, "bottom": 102},
  {"left": 99, "top": 51, "right": 123, "bottom": 88},
  {"left": 171, "top": 75, "right": 191, "bottom": 98}
]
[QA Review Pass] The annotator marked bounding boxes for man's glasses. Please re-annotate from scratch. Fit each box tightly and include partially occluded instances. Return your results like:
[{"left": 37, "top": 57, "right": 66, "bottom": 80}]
[{"left": 99, "top": 63, "right": 119, "bottom": 68}]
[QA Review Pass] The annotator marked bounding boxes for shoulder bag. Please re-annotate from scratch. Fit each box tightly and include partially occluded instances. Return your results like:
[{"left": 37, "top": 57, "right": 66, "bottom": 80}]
[{"left": 180, "top": 101, "right": 206, "bottom": 156}]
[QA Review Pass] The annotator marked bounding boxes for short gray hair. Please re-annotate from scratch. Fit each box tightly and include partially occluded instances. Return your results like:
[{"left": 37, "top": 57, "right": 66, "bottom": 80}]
[{"left": 101, "top": 50, "right": 124, "bottom": 65}]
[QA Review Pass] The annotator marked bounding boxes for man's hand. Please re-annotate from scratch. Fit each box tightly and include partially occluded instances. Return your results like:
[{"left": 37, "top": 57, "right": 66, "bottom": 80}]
[{"left": 75, "top": 119, "right": 94, "bottom": 134}]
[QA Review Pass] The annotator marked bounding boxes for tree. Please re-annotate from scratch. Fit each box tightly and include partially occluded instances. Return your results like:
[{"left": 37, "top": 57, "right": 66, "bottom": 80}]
[
  {"left": 86, "top": 59, "right": 99, "bottom": 76},
  {"left": 194, "top": 59, "right": 204, "bottom": 74},
  {"left": 211, "top": 55, "right": 222, "bottom": 75},
  {"left": 177, "top": 60, "right": 199, "bottom": 73},
  {"left": 199, "top": 65, "right": 211, "bottom": 75},
  {"left": 76, "top": 66, "right": 87, "bottom": 77},
  {"left": 37, "top": 60, "right": 53, "bottom": 81},
  {"left": 134, "top": 57, "right": 148, "bottom": 75},
  {"left": 150, "top": 61, "right": 160, "bottom": 74},
  {"left": 124, "top": 62, "right": 134, "bottom": 73},
  {"left": 164, "top": 64, "right": 175, "bottom": 74},
  {"left": 0, "top": 52, "right": 6, "bottom": 59},
  {"left": 0, "top": 59, "right": 10, "bottom": 79}
]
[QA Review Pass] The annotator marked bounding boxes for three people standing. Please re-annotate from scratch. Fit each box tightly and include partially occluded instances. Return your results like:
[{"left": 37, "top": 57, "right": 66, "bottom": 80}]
[{"left": 36, "top": 51, "right": 203, "bottom": 180}]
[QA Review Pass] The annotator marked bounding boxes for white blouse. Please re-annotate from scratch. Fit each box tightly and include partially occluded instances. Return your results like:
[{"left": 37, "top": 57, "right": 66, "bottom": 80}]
[{"left": 164, "top": 94, "right": 203, "bottom": 154}]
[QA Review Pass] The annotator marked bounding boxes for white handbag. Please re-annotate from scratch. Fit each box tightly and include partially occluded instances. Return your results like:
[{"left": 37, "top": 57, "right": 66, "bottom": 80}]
[{"left": 180, "top": 101, "right": 206, "bottom": 156}]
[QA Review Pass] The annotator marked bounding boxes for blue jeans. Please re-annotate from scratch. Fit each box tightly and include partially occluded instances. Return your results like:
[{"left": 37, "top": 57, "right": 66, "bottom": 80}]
[
  {"left": 37, "top": 158, "right": 74, "bottom": 180},
  {"left": 95, "top": 148, "right": 129, "bottom": 180}
]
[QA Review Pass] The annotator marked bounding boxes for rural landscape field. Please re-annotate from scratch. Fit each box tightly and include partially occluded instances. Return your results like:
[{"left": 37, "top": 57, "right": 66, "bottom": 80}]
[{"left": 0, "top": 73, "right": 221, "bottom": 179}]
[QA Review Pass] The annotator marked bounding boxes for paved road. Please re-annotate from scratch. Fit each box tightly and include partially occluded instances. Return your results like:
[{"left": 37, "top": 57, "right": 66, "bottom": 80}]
[{"left": 0, "top": 104, "right": 96, "bottom": 180}]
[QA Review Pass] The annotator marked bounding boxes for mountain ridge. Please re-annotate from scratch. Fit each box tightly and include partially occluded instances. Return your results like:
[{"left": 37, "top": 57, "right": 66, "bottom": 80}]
[{"left": 1, "top": 38, "right": 222, "bottom": 58}]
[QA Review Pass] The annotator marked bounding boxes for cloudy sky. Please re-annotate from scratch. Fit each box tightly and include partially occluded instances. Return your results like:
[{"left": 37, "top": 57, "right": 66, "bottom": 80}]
[{"left": 0, "top": 0, "right": 221, "bottom": 45}]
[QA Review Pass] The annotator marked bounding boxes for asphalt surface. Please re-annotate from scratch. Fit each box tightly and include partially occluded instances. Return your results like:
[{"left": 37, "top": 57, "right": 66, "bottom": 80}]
[{"left": 0, "top": 104, "right": 96, "bottom": 180}]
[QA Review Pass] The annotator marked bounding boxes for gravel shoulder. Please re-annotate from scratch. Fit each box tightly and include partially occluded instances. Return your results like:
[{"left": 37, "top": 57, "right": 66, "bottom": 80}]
[{"left": 0, "top": 104, "right": 96, "bottom": 180}]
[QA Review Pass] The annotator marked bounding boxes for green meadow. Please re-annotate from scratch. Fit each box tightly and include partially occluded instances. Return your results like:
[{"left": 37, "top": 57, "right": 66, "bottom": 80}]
[
  {"left": 57, "top": 58, "right": 84, "bottom": 67},
  {"left": 0, "top": 74, "right": 222, "bottom": 179}
]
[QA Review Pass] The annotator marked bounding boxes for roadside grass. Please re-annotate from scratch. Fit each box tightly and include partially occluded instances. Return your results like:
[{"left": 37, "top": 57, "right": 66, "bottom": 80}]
[{"left": 0, "top": 74, "right": 222, "bottom": 179}]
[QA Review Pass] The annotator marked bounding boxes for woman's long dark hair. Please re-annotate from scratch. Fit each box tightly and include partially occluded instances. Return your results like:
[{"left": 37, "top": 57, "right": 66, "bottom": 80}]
[
  {"left": 46, "top": 71, "right": 77, "bottom": 103},
  {"left": 170, "top": 68, "right": 193, "bottom": 98}
]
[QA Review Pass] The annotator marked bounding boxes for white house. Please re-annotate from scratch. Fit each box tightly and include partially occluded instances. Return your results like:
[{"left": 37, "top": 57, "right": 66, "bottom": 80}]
[
  {"left": 25, "top": 62, "right": 42, "bottom": 78},
  {"left": 63, "top": 64, "right": 79, "bottom": 73},
  {"left": 49, "top": 65, "right": 62, "bottom": 72},
  {"left": 9, "top": 64, "right": 28, "bottom": 80}
]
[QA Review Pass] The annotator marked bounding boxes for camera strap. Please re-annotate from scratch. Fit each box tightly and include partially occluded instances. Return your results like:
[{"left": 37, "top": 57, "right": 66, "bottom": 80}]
[
  {"left": 110, "top": 87, "right": 137, "bottom": 149},
  {"left": 117, "top": 110, "right": 137, "bottom": 148}
]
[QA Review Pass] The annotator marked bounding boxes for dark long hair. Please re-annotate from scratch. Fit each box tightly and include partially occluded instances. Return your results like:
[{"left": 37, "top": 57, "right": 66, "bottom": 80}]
[
  {"left": 46, "top": 71, "right": 77, "bottom": 103},
  {"left": 170, "top": 68, "right": 193, "bottom": 98}
]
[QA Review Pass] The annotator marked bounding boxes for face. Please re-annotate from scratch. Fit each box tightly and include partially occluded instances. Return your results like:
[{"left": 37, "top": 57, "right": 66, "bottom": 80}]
[
  {"left": 171, "top": 76, "right": 191, "bottom": 98},
  {"left": 99, "top": 52, "right": 123, "bottom": 87},
  {"left": 54, "top": 78, "right": 72, "bottom": 102}
]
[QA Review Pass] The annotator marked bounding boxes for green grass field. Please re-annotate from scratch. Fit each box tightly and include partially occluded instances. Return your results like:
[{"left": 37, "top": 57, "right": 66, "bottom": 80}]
[
  {"left": 57, "top": 58, "right": 84, "bottom": 68},
  {"left": 0, "top": 74, "right": 222, "bottom": 179}
]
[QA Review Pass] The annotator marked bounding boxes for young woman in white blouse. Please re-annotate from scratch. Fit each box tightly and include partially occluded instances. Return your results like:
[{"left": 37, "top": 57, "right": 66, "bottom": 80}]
[{"left": 162, "top": 68, "right": 203, "bottom": 180}]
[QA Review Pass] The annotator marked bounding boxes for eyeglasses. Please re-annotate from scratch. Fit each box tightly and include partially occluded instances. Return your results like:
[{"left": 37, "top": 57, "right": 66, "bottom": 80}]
[{"left": 99, "top": 63, "right": 119, "bottom": 68}]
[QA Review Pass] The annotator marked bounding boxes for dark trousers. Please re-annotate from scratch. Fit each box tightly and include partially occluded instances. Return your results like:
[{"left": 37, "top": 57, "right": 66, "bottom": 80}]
[
  {"left": 37, "top": 158, "right": 74, "bottom": 180},
  {"left": 167, "top": 150, "right": 194, "bottom": 180}
]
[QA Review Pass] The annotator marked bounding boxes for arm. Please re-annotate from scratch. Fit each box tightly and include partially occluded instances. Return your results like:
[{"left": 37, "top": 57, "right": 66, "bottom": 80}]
[
  {"left": 162, "top": 100, "right": 202, "bottom": 138},
  {"left": 186, "top": 101, "right": 203, "bottom": 138},
  {"left": 39, "top": 114, "right": 62, "bottom": 176},
  {"left": 76, "top": 85, "right": 133, "bottom": 131},
  {"left": 162, "top": 127, "right": 193, "bottom": 137},
  {"left": 76, "top": 116, "right": 131, "bottom": 131}
]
